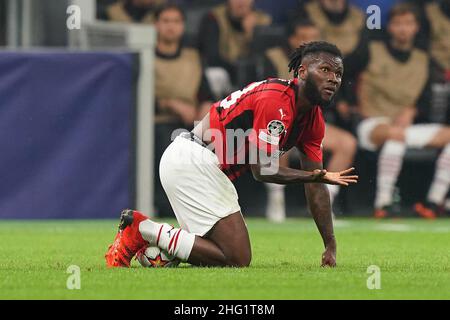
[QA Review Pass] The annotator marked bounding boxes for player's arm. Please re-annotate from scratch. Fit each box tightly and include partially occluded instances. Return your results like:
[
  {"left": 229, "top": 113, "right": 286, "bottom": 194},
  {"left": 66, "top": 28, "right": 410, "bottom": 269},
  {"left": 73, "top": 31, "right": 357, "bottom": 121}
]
[
  {"left": 299, "top": 153, "right": 337, "bottom": 268},
  {"left": 251, "top": 159, "right": 319, "bottom": 184},
  {"left": 250, "top": 157, "right": 357, "bottom": 186},
  {"left": 248, "top": 118, "right": 357, "bottom": 185}
]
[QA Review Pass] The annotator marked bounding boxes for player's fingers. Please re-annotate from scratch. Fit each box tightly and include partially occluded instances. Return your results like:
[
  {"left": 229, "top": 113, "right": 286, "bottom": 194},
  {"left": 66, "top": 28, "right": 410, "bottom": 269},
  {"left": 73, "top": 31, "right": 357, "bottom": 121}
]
[
  {"left": 341, "top": 178, "right": 359, "bottom": 184},
  {"left": 341, "top": 174, "right": 358, "bottom": 179},
  {"left": 341, "top": 178, "right": 358, "bottom": 183},
  {"left": 339, "top": 167, "right": 355, "bottom": 175},
  {"left": 342, "top": 179, "right": 358, "bottom": 184},
  {"left": 321, "top": 260, "right": 336, "bottom": 268}
]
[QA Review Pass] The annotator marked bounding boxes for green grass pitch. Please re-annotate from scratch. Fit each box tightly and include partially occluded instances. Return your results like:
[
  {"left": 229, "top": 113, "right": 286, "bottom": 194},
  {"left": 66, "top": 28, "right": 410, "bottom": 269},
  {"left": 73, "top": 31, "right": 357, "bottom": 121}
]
[{"left": 0, "top": 218, "right": 449, "bottom": 299}]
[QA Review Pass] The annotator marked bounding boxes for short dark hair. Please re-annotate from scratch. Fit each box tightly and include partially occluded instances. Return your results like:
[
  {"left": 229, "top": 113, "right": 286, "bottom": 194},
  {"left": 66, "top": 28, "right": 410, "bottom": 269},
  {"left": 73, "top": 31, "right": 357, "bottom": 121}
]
[
  {"left": 154, "top": 3, "right": 186, "bottom": 21},
  {"left": 388, "top": 3, "right": 420, "bottom": 24},
  {"left": 288, "top": 41, "right": 342, "bottom": 78},
  {"left": 286, "top": 19, "right": 317, "bottom": 38}
]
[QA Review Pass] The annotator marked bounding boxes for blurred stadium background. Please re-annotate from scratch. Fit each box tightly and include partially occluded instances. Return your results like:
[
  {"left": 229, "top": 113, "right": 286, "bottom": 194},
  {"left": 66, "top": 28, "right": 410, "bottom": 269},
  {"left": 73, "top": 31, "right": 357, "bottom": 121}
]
[{"left": 0, "top": 0, "right": 449, "bottom": 220}]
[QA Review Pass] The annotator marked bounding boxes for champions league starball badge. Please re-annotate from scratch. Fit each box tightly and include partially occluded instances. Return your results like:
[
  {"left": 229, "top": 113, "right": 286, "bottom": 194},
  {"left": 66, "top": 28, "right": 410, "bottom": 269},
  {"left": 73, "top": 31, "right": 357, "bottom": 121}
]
[{"left": 267, "top": 120, "right": 285, "bottom": 137}]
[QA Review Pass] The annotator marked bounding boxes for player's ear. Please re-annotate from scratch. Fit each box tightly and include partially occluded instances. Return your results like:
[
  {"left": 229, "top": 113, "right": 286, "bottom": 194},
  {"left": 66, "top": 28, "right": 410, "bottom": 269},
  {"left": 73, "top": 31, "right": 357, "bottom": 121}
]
[{"left": 298, "top": 64, "right": 307, "bottom": 81}]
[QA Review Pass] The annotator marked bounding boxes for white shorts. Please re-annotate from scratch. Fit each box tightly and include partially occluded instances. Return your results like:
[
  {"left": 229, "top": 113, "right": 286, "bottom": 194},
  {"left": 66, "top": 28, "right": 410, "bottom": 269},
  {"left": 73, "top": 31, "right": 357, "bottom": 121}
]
[
  {"left": 159, "top": 133, "right": 241, "bottom": 236},
  {"left": 357, "top": 117, "right": 443, "bottom": 151}
]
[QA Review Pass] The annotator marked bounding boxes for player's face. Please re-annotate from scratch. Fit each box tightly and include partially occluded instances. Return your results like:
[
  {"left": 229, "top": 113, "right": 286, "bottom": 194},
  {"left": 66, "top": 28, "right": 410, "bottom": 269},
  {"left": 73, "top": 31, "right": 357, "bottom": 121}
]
[
  {"left": 388, "top": 13, "right": 419, "bottom": 45},
  {"left": 288, "top": 26, "right": 321, "bottom": 50},
  {"left": 155, "top": 9, "right": 185, "bottom": 43},
  {"left": 302, "top": 53, "right": 343, "bottom": 107},
  {"left": 228, "top": 0, "right": 254, "bottom": 18}
]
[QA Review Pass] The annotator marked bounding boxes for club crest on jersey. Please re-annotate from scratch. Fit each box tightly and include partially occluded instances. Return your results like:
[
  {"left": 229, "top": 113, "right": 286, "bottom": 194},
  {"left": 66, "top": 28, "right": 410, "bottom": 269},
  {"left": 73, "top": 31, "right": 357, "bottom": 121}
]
[{"left": 267, "top": 120, "right": 285, "bottom": 137}]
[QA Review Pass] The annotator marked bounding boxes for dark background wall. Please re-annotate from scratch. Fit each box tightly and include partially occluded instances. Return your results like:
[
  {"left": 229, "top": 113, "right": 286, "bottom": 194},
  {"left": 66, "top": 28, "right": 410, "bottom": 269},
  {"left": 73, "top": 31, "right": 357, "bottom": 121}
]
[{"left": 0, "top": 0, "right": 6, "bottom": 46}]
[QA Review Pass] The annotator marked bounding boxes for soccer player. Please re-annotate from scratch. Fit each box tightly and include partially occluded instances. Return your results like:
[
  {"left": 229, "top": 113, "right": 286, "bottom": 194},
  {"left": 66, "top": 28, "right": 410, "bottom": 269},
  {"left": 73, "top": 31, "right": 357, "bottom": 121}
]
[
  {"left": 262, "top": 20, "right": 357, "bottom": 222},
  {"left": 105, "top": 41, "right": 358, "bottom": 268}
]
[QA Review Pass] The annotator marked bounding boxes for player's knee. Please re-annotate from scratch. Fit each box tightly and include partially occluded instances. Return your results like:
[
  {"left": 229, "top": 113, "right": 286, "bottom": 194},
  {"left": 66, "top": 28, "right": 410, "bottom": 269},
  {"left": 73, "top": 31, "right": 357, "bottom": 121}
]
[
  {"left": 229, "top": 257, "right": 251, "bottom": 268},
  {"left": 226, "top": 252, "right": 252, "bottom": 267}
]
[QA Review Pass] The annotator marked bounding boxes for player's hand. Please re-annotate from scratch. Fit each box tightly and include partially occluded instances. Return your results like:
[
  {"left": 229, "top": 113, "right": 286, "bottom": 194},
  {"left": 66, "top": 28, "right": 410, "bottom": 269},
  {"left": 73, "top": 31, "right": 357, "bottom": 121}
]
[
  {"left": 321, "top": 246, "right": 336, "bottom": 268},
  {"left": 312, "top": 167, "right": 358, "bottom": 186}
]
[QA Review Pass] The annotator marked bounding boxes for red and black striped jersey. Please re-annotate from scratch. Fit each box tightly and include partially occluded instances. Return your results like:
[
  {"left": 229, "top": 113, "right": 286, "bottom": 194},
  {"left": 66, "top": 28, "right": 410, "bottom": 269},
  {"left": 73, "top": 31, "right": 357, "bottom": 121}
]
[{"left": 209, "top": 78, "right": 325, "bottom": 181}]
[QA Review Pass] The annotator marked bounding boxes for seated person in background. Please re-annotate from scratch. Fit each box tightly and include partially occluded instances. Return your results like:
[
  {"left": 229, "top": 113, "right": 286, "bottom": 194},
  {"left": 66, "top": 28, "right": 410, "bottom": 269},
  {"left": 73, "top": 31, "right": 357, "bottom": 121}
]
[
  {"left": 424, "top": 0, "right": 450, "bottom": 72},
  {"left": 106, "top": 0, "right": 166, "bottom": 24},
  {"left": 413, "top": 0, "right": 450, "bottom": 72},
  {"left": 198, "top": 0, "right": 272, "bottom": 92},
  {"left": 344, "top": 3, "right": 450, "bottom": 219},
  {"left": 293, "top": 0, "right": 365, "bottom": 57},
  {"left": 261, "top": 20, "right": 357, "bottom": 222},
  {"left": 153, "top": 3, "right": 214, "bottom": 216},
  {"left": 416, "top": 0, "right": 450, "bottom": 125}
]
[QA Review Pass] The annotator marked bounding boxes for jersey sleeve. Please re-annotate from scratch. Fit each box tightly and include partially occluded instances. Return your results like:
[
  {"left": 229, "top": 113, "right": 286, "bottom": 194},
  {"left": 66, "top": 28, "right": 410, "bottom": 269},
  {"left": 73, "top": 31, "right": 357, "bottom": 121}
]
[
  {"left": 248, "top": 97, "right": 290, "bottom": 156},
  {"left": 296, "top": 109, "right": 325, "bottom": 163}
]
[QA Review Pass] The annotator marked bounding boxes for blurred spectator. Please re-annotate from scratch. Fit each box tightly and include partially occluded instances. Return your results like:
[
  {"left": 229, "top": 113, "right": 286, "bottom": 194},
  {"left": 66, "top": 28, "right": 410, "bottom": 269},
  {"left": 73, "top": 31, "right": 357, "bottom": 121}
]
[
  {"left": 293, "top": 0, "right": 366, "bottom": 56},
  {"left": 423, "top": 0, "right": 450, "bottom": 71},
  {"left": 153, "top": 3, "right": 214, "bottom": 216},
  {"left": 106, "top": 0, "right": 166, "bottom": 24},
  {"left": 344, "top": 3, "right": 450, "bottom": 218},
  {"left": 198, "top": 0, "right": 272, "bottom": 94},
  {"left": 415, "top": 0, "right": 450, "bottom": 126},
  {"left": 261, "top": 20, "right": 357, "bottom": 222}
]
